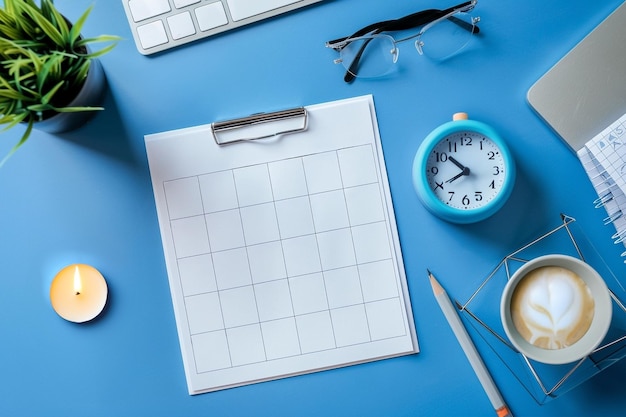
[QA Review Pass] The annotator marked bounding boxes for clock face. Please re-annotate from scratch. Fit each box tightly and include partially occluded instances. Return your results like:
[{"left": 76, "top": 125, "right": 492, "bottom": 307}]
[{"left": 425, "top": 131, "right": 507, "bottom": 210}]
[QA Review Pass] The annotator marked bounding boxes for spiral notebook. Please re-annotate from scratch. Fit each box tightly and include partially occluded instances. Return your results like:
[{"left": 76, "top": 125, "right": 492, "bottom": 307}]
[{"left": 577, "top": 113, "right": 626, "bottom": 260}]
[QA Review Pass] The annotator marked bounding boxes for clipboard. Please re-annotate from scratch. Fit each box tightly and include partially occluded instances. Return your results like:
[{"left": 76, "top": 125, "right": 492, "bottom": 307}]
[{"left": 145, "top": 95, "right": 418, "bottom": 395}]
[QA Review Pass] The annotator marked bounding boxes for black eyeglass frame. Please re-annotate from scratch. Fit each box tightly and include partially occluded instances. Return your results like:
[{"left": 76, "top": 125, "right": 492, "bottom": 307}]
[{"left": 326, "top": 0, "right": 480, "bottom": 83}]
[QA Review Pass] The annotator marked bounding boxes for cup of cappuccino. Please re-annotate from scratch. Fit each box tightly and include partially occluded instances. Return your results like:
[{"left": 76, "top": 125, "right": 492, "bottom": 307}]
[{"left": 500, "top": 254, "right": 612, "bottom": 364}]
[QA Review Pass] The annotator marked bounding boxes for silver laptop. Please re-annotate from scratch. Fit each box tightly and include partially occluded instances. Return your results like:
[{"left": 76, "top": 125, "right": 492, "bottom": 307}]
[
  {"left": 122, "top": 0, "right": 327, "bottom": 55},
  {"left": 527, "top": 1, "right": 626, "bottom": 152}
]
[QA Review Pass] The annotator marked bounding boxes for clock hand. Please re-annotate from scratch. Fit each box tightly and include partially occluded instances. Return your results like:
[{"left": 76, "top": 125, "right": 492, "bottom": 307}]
[
  {"left": 446, "top": 155, "right": 470, "bottom": 183},
  {"left": 448, "top": 156, "right": 467, "bottom": 171},
  {"left": 446, "top": 166, "right": 470, "bottom": 183}
]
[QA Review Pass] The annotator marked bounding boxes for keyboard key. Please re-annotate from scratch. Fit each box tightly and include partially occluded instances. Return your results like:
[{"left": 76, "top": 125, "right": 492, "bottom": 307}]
[
  {"left": 123, "top": 0, "right": 325, "bottom": 54},
  {"left": 167, "top": 12, "right": 196, "bottom": 40},
  {"left": 129, "top": 0, "right": 171, "bottom": 22},
  {"left": 195, "top": 3, "right": 229, "bottom": 32},
  {"left": 226, "top": 0, "right": 302, "bottom": 22},
  {"left": 137, "top": 20, "right": 169, "bottom": 49},
  {"left": 173, "top": 0, "right": 201, "bottom": 8}
]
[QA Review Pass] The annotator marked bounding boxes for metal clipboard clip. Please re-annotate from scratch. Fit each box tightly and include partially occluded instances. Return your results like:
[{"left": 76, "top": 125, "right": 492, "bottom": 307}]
[{"left": 211, "top": 107, "right": 308, "bottom": 145}]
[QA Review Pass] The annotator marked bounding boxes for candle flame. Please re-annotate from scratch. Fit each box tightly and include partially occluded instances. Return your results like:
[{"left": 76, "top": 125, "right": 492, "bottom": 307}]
[{"left": 73, "top": 265, "right": 82, "bottom": 296}]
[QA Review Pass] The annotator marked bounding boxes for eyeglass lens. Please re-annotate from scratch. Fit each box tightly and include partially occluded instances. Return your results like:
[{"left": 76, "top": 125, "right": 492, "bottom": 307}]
[
  {"left": 340, "top": 35, "right": 398, "bottom": 79},
  {"left": 416, "top": 12, "right": 476, "bottom": 60}
]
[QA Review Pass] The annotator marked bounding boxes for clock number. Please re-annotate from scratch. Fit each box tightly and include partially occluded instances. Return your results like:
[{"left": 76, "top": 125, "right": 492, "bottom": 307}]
[
  {"left": 435, "top": 181, "right": 444, "bottom": 190},
  {"left": 489, "top": 180, "right": 495, "bottom": 189},
  {"left": 462, "top": 195, "right": 470, "bottom": 206},
  {"left": 487, "top": 151, "right": 496, "bottom": 160},
  {"left": 493, "top": 166, "right": 501, "bottom": 175},
  {"left": 448, "top": 141, "right": 456, "bottom": 153},
  {"left": 435, "top": 151, "right": 448, "bottom": 162},
  {"left": 462, "top": 136, "right": 472, "bottom": 146},
  {"left": 447, "top": 191, "right": 455, "bottom": 202},
  {"left": 430, "top": 166, "right": 438, "bottom": 175},
  {"left": 475, "top": 191, "right": 483, "bottom": 201}
]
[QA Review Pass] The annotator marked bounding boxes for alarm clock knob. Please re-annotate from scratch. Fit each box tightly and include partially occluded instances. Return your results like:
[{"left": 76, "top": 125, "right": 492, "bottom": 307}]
[{"left": 452, "top": 112, "right": 469, "bottom": 121}]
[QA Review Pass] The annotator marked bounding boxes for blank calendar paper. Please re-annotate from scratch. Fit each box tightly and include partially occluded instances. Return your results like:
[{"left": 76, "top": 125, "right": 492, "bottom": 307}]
[{"left": 145, "top": 95, "right": 418, "bottom": 394}]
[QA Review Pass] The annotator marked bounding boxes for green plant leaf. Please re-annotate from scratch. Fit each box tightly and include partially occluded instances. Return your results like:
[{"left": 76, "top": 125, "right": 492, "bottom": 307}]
[
  {"left": 20, "top": 1, "right": 65, "bottom": 47},
  {"left": 0, "top": 106, "right": 28, "bottom": 122},
  {"left": 0, "top": 115, "right": 33, "bottom": 167},
  {"left": 0, "top": 86, "right": 27, "bottom": 100},
  {"left": 69, "top": 5, "right": 93, "bottom": 46},
  {"left": 10, "top": 0, "right": 41, "bottom": 41},
  {"left": 76, "top": 40, "right": 120, "bottom": 58},
  {"left": 49, "top": 105, "right": 104, "bottom": 113},
  {"left": 3, "top": 0, "right": 17, "bottom": 16},
  {"left": 36, "top": 53, "right": 64, "bottom": 92},
  {"left": 76, "top": 35, "right": 123, "bottom": 47},
  {"left": 43, "top": 0, "right": 70, "bottom": 41},
  {"left": 72, "top": 60, "right": 90, "bottom": 82},
  {"left": 37, "top": 79, "right": 64, "bottom": 105},
  {"left": 0, "top": 9, "right": 19, "bottom": 38}
]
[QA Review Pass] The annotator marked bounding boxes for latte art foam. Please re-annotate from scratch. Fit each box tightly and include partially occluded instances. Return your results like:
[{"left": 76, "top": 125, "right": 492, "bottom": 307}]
[{"left": 510, "top": 266, "right": 595, "bottom": 350}]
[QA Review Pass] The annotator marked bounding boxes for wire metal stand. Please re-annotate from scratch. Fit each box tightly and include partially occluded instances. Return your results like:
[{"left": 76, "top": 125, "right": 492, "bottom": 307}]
[{"left": 456, "top": 214, "right": 626, "bottom": 404}]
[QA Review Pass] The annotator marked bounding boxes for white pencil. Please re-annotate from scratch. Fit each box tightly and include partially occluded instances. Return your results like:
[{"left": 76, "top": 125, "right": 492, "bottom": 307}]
[{"left": 428, "top": 269, "right": 512, "bottom": 417}]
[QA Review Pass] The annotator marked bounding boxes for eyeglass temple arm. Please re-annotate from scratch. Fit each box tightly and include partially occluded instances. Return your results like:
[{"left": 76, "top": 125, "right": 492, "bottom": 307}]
[
  {"left": 342, "top": 36, "right": 377, "bottom": 83},
  {"left": 326, "top": 10, "right": 437, "bottom": 48},
  {"left": 326, "top": 21, "right": 394, "bottom": 47},
  {"left": 380, "top": 0, "right": 478, "bottom": 33},
  {"left": 328, "top": 0, "right": 477, "bottom": 46},
  {"left": 447, "top": 14, "right": 480, "bottom": 34}
]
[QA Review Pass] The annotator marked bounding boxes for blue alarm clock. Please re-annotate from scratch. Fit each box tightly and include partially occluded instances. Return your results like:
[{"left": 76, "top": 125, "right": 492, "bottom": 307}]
[{"left": 412, "top": 113, "right": 515, "bottom": 224}]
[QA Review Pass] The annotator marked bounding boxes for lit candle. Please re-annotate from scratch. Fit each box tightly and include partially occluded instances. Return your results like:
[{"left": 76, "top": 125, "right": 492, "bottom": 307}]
[{"left": 50, "top": 264, "right": 108, "bottom": 323}]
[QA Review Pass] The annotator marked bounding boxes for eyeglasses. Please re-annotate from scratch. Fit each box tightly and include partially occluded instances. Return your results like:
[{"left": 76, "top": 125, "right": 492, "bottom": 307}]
[{"left": 325, "top": 0, "right": 480, "bottom": 82}]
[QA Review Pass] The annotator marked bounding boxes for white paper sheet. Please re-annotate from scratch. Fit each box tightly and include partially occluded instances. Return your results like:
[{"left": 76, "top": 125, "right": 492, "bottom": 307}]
[
  {"left": 145, "top": 95, "right": 418, "bottom": 394},
  {"left": 578, "top": 113, "right": 626, "bottom": 254},
  {"left": 583, "top": 113, "right": 626, "bottom": 196}
]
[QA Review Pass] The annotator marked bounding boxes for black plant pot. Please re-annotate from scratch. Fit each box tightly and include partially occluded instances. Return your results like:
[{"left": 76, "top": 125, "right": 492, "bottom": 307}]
[{"left": 33, "top": 58, "right": 107, "bottom": 134}]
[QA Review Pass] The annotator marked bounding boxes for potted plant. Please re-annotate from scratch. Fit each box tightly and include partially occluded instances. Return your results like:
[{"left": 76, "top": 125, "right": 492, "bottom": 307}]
[{"left": 0, "top": 0, "right": 119, "bottom": 166}]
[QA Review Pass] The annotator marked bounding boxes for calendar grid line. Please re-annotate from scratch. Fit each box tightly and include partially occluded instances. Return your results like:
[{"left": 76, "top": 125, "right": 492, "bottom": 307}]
[{"left": 171, "top": 146, "right": 405, "bottom": 371}]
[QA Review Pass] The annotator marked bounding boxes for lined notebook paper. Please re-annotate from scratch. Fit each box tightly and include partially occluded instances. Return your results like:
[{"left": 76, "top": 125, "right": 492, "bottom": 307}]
[
  {"left": 144, "top": 95, "right": 418, "bottom": 394},
  {"left": 578, "top": 113, "right": 626, "bottom": 259}
]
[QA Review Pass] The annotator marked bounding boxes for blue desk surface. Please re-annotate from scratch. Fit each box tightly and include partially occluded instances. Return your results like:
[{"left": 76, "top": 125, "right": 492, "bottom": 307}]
[{"left": 1, "top": 0, "right": 625, "bottom": 416}]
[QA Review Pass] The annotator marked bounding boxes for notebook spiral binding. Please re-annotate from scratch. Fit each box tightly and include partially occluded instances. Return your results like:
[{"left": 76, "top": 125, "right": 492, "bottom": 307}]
[{"left": 579, "top": 145, "right": 626, "bottom": 262}]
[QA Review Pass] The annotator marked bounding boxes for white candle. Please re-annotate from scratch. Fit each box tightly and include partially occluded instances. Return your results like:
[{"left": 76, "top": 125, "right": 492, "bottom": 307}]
[{"left": 50, "top": 264, "right": 108, "bottom": 323}]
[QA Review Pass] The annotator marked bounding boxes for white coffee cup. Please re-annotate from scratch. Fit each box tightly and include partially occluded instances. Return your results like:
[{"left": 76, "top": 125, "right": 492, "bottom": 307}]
[{"left": 500, "top": 254, "right": 612, "bottom": 364}]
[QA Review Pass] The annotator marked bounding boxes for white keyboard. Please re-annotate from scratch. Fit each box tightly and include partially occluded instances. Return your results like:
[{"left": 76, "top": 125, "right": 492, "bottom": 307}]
[{"left": 122, "top": 0, "right": 326, "bottom": 55}]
